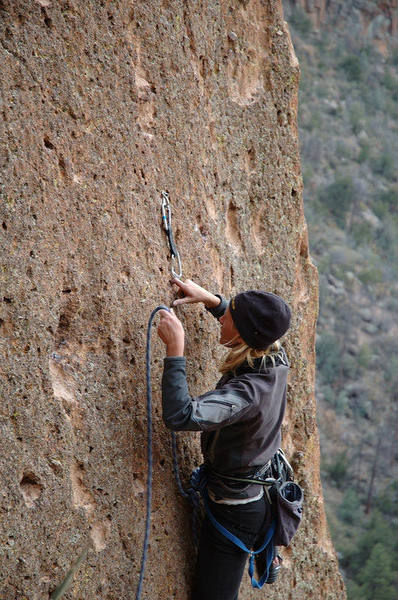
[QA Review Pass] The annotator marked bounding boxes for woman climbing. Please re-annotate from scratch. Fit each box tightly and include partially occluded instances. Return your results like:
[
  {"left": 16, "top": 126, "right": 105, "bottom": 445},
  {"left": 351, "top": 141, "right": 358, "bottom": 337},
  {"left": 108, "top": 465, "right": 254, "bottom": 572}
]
[{"left": 157, "top": 278, "right": 291, "bottom": 600}]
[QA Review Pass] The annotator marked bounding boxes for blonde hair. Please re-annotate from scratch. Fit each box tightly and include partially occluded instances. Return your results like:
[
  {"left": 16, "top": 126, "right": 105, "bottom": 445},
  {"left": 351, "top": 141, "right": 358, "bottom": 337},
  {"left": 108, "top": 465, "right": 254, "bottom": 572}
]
[{"left": 219, "top": 340, "right": 282, "bottom": 375}]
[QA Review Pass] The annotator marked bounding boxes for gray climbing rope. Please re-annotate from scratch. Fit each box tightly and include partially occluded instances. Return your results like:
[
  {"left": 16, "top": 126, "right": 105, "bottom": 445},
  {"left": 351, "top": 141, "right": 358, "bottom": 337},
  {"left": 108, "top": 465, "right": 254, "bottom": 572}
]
[{"left": 135, "top": 304, "right": 170, "bottom": 600}]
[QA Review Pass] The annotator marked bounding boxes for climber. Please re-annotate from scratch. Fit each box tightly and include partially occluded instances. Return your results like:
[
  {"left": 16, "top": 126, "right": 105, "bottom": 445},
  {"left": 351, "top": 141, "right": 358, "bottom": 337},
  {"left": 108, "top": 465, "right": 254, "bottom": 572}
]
[{"left": 157, "top": 278, "right": 291, "bottom": 600}]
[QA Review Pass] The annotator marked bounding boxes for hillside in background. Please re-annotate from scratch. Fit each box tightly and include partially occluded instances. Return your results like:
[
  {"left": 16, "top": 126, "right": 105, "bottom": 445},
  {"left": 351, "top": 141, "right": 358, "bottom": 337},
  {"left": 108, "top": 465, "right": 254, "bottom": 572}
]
[{"left": 283, "top": 1, "right": 398, "bottom": 598}]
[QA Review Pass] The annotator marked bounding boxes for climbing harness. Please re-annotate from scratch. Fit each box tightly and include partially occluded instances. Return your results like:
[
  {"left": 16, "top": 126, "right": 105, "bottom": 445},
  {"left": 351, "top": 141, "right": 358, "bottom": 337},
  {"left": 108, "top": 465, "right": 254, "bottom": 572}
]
[
  {"left": 203, "top": 490, "right": 276, "bottom": 589},
  {"left": 211, "top": 448, "right": 303, "bottom": 548},
  {"left": 161, "top": 191, "right": 182, "bottom": 279},
  {"left": 188, "top": 464, "right": 277, "bottom": 589},
  {"left": 211, "top": 448, "right": 295, "bottom": 504}
]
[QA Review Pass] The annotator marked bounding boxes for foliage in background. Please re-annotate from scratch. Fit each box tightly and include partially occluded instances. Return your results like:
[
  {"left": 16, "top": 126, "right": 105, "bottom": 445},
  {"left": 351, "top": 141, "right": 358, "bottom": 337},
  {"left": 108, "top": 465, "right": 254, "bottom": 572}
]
[{"left": 283, "top": 2, "right": 398, "bottom": 598}]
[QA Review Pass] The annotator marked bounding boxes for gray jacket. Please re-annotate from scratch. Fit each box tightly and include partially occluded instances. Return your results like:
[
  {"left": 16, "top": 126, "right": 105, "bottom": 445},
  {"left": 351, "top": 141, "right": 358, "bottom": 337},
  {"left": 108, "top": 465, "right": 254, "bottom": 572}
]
[{"left": 161, "top": 297, "right": 289, "bottom": 499}]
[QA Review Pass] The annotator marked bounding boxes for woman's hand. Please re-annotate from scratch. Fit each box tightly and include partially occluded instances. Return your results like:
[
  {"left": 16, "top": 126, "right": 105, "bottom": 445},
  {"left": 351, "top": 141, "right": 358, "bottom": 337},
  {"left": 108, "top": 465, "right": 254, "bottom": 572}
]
[
  {"left": 171, "top": 278, "right": 221, "bottom": 308},
  {"left": 157, "top": 309, "right": 185, "bottom": 356}
]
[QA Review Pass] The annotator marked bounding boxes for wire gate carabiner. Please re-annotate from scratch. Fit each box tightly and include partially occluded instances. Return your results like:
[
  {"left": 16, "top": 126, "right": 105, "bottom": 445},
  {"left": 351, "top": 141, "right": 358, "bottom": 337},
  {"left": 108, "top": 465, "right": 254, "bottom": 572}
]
[{"left": 161, "top": 191, "right": 183, "bottom": 279}]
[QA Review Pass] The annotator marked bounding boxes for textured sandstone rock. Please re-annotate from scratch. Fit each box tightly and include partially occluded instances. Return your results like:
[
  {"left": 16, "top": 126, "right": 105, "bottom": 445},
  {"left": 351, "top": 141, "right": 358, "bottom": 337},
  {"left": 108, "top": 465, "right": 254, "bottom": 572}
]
[{"left": 0, "top": 1, "right": 345, "bottom": 598}]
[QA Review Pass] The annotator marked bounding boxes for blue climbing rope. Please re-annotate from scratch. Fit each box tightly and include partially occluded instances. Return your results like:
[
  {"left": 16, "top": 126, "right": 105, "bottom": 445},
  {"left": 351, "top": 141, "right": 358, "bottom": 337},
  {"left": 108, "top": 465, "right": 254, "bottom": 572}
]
[
  {"left": 135, "top": 304, "right": 170, "bottom": 600},
  {"left": 171, "top": 431, "right": 190, "bottom": 499},
  {"left": 136, "top": 302, "right": 205, "bottom": 600},
  {"left": 171, "top": 401, "right": 203, "bottom": 548}
]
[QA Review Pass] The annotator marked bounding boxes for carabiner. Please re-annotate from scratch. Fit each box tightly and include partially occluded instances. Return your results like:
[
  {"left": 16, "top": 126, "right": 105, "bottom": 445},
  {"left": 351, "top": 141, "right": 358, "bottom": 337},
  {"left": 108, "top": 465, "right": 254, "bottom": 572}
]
[
  {"left": 161, "top": 191, "right": 170, "bottom": 232},
  {"left": 171, "top": 252, "right": 182, "bottom": 280},
  {"left": 161, "top": 191, "right": 183, "bottom": 279}
]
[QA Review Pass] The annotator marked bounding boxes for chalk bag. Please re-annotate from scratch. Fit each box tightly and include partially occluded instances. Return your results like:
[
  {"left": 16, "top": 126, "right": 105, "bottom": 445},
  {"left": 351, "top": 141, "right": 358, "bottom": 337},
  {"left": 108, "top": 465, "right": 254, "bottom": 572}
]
[{"left": 273, "top": 481, "right": 304, "bottom": 547}]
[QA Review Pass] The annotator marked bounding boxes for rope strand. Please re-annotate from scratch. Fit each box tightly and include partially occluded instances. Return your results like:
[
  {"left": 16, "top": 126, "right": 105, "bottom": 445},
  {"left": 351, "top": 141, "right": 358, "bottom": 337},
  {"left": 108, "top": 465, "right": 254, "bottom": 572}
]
[
  {"left": 135, "top": 305, "right": 170, "bottom": 600},
  {"left": 171, "top": 432, "right": 190, "bottom": 499}
]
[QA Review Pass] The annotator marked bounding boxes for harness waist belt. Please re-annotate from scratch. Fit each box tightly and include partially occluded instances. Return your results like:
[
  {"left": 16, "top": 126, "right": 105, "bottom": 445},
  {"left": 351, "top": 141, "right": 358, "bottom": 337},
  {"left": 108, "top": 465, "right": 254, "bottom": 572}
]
[{"left": 211, "top": 459, "right": 275, "bottom": 487}]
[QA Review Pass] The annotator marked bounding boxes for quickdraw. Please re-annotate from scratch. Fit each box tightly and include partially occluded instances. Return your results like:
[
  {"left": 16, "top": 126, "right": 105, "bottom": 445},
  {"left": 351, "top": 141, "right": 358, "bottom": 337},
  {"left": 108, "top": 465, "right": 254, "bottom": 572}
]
[
  {"left": 161, "top": 191, "right": 183, "bottom": 279},
  {"left": 135, "top": 196, "right": 184, "bottom": 599}
]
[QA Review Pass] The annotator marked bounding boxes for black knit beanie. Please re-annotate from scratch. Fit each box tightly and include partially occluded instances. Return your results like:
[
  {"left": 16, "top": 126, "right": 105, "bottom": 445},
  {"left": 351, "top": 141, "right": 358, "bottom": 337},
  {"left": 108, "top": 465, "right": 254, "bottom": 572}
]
[{"left": 229, "top": 291, "right": 291, "bottom": 350}]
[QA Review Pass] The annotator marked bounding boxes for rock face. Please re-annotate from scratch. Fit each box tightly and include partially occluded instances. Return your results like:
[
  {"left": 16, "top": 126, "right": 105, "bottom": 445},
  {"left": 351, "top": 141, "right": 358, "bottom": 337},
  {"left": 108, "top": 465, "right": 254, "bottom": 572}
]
[{"left": 0, "top": 1, "right": 345, "bottom": 599}]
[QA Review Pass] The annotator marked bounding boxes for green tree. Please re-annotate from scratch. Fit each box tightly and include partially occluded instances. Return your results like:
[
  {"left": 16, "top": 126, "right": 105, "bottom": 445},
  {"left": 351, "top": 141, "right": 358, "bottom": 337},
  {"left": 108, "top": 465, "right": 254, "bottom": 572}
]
[
  {"left": 318, "top": 176, "right": 356, "bottom": 227},
  {"left": 370, "top": 151, "right": 396, "bottom": 179},
  {"left": 316, "top": 333, "right": 342, "bottom": 386},
  {"left": 349, "top": 101, "right": 366, "bottom": 134},
  {"left": 374, "top": 480, "right": 398, "bottom": 517},
  {"left": 373, "top": 187, "right": 398, "bottom": 218},
  {"left": 289, "top": 6, "right": 313, "bottom": 35},
  {"left": 342, "top": 511, "right": 397, "bottom": 576},
  {"left": 357, "top": 543, "right": 397, "bottom": 600},
  {"left": 382, "top": 69, "right": 398, "bottom": 100},
  {"left": 339, "top": 55, "right": 364, "bottom": 81},
  {"left": 325, "top": 451, "right": 349, "bottom": 486},
  {"left": 337, "top": 489, "right": 362, "bottom": 524}
]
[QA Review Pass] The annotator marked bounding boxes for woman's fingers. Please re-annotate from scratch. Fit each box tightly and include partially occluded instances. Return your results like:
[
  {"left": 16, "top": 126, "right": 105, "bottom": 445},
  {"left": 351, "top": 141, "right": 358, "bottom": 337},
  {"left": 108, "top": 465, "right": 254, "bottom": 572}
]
[
  {"left": 158, "top": 308, "right": 181, "bottom": 327},
  {"left": 170, "top": 278, "right": 190, "bottom": 300},
  {"left": 170, "top": 277, "right": 210, "bottom": 305},
  {"left": 157, "top": 308, "right": 185, "bottom": 353},
  {"left": 172, "top": 296, "right": 194, "bottom": 306},
  {"left": 170, "top": 277, "right": 187, "bottom": 290}
]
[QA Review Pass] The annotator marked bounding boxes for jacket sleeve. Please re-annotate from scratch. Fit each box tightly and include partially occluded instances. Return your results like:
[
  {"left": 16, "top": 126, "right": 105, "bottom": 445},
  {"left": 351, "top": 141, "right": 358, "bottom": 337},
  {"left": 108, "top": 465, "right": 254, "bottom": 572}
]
[
  {"left": 162, "top": 357, "right": 253, "bottom": 431},
  {"left": 205, "top": 295, "right": 228, "bottom": 319}
]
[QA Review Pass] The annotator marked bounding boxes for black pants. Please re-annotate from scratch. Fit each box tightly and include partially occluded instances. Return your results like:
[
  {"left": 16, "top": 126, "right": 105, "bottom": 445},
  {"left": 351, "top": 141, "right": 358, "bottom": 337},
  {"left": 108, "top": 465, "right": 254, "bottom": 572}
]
[{"left": 192, "top": 494, "right": 272, "bottom": 600}]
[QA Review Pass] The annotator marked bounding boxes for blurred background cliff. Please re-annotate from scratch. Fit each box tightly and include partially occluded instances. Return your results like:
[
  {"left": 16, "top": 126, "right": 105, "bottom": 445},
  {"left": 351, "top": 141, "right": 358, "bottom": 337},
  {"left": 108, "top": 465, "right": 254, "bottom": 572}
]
[{"left": 283, "top": 1, "right": 398, "bottom": 598}]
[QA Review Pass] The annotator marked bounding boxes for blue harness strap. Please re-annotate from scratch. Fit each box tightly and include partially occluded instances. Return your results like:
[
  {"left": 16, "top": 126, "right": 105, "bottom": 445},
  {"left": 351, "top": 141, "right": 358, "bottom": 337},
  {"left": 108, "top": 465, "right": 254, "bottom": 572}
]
[
  {"left": 175, "top": 461, "right": 277, "bottom": 589},
  {"left": 198, "top": 481, "right": 276, "bottom": 589},
  {"left": 247, "top": 523, "right": 276, "bottom": 588}
]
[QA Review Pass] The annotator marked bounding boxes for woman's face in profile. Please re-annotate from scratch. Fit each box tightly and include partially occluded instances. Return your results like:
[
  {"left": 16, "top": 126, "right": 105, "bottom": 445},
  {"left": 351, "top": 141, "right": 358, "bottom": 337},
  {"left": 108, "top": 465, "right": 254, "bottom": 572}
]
[{"left": 219, "top": 307, "right": 242, "bottom": 347}]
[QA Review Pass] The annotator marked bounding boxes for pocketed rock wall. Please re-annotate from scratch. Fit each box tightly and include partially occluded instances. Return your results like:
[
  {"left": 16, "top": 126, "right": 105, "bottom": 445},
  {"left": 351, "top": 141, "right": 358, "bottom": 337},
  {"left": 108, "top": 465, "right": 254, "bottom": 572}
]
[{"left": 0, "top": 1, "right": 345, "bottom": 599}]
